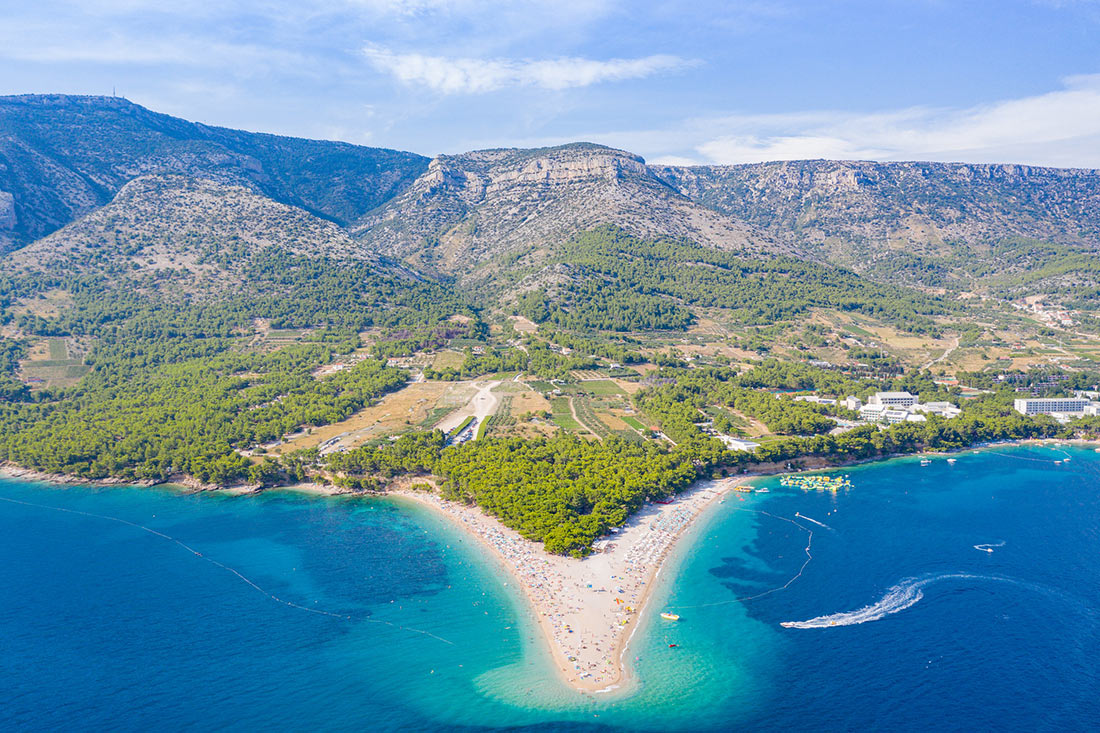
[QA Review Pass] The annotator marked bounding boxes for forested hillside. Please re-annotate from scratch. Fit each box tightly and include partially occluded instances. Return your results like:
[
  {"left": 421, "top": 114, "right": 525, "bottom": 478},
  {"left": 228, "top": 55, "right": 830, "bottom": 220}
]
[
  {"left": 0, "top": 253, "right": 468, "bottom": 483},
  {"left": 2, "top": 94, "right": 1100, "bottom": 556},
  {"left": 509, "top": 226, "right": 951, "bottom": 333}
]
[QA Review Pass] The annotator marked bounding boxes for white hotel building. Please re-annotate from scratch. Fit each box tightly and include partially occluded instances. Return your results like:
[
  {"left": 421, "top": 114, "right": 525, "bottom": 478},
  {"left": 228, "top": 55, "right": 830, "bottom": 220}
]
[
  {"left": 867, "top": 391, "right": 918, "bottom": 408},
  {"left": 1013, "top": 397, "right": 1091, "bottom": 416}
]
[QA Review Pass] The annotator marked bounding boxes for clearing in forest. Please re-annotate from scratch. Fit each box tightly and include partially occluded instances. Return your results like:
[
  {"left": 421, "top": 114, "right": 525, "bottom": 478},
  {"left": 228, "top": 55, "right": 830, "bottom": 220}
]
[
  {"left": 274, "top": 380, "right": 469, "bottom": 454},
  {"left": 19, "top": 336, "right": 91, "bottom": 389}
]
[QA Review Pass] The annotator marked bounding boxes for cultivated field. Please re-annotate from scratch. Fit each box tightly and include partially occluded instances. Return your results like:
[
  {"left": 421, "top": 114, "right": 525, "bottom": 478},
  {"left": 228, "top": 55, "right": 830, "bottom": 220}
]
[
  {"left": 19, "top": 336, "right": 90, "bottom": 389},
  {"left": 432, "top": 350, "right": 466, "bottom": 370},
  {"left": 274, "top": 380, "right": 475, "bottom": 454}
]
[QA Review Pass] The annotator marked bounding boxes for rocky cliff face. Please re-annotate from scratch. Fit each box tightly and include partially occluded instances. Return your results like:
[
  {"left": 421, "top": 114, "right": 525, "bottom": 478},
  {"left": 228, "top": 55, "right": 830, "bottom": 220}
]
[
  {"left": 5, "top": 95, "right": 1099, "bottom": 297},
  {"left": 355, "top": 143, "right": 786, "bottom": 277},
  {"left": 0, "top": 191, "right": 16, "bottom": 232},
  {"left": 0, "top": 94, "right": 428, "bottom": 253},
  {"left": 653, "top": 160, "right": 1100, "bottom": 276}
]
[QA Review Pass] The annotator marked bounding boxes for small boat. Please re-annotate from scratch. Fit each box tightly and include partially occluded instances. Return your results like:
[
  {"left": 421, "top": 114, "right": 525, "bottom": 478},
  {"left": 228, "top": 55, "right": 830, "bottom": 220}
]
[
  {"left": 668, "top": 644, "right": 678, "bottom": 648},
  {"left": 947, "top": 458, "right": 956, "bottom": 464},
  {"left": 1054, "top": 460, "right": 1062, "bottom": 465},
  {"left": 920, "top": 459, "right": 931, "bottom": 466},
  {"left": 660, "top": 612, "right": 681, "bottom": 621}
]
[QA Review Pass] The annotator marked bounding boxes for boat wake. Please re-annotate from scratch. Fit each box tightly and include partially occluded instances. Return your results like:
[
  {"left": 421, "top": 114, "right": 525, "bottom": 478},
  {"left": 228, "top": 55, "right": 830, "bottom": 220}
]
[
  {"left": 795, "top": 512, "right": 831, "bottom": 530},
  {"left": 781, "top": 573, "right": 995, "bottom": 629},
  {"left": 974, "top": 541, "right": 1005, "bottom": 553}
]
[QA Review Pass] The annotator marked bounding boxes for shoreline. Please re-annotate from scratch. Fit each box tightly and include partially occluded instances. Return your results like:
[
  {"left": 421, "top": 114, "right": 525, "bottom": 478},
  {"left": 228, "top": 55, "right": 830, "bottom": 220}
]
[
  {"left": 5, "top": 436, "right": 1094, "bottom": 495},
  {"left": 3, "top": 437, "right": 1096, "bottom": 694},
  {"left": 0, "top": 463, "right": 227, "bottom": 492},
  {"left": 388, "top": 477, "right": 751, "bottom": 694}
]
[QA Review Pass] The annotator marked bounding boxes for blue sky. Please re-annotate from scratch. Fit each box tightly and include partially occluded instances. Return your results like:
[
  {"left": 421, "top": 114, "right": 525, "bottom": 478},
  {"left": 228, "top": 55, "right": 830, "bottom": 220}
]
[{"left": 3, "top": 0, "right": 1100, "bottom": 166}]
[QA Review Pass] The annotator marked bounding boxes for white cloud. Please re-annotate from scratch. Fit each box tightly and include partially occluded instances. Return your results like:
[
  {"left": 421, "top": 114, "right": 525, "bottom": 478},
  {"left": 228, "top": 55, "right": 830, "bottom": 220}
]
[
  {"left": 0, "top": 24, "right": 308, "bottom": 71},
  {"left": 685, "top": 74, "right": 1100, "bottom": 167},
  {"left": 466, "top": 75, "right": 1100, "bottom": 170},
  {"left": 362, "top": 45, "right": 693, "bottom": 93}
]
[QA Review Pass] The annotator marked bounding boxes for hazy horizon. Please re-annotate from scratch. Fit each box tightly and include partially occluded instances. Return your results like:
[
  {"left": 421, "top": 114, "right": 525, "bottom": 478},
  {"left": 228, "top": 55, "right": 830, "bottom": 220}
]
[{"left": 4, "top": 2, "right": 1100, "bottom": 167}]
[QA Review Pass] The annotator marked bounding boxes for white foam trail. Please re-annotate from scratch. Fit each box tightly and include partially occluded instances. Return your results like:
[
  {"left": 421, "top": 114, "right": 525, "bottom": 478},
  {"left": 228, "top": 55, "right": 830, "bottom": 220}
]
[
  {"left": 781, "top": 573, "right": 984, "bottom": 629},
  {"left": 974, "top": 541, "right": 1005, "bottom": 553},
  {"left": 795, "top": 512, "right": 831, "bottom": 530}
]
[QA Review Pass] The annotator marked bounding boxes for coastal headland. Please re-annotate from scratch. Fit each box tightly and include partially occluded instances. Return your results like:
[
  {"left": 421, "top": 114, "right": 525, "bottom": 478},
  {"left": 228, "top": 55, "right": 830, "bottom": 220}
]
[
  {"left": 4, "top": 438, "right": 1096, "bottom": 695},
  {"left": 390, "top": 477, "right": 751, "bottom": 693}
]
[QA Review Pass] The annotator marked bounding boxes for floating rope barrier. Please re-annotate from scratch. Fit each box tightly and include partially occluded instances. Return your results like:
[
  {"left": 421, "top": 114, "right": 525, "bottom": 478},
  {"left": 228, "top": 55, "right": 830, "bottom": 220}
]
[
  {"left": 981, "top": 448, "right": 1072, "bottom": 464},
  {"left": 0, "top": 494, "right": 455, "bottom": 646},
  {"left": 669, "top": 509, "right": 813, "bottom": 610}
]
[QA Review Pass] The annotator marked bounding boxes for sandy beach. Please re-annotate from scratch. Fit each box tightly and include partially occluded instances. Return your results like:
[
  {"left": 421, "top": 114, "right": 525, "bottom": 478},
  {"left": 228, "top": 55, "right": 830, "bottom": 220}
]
[
  {"left": 391, "top": 476, "right": 751, "bottom": 693},
  {"left": 8, "top": 436, "right": 1095, "bottom": 696}
]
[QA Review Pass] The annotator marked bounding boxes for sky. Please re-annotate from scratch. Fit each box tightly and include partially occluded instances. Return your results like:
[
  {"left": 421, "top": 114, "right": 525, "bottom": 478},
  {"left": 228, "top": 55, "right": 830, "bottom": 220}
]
[{"left": 3, "top": 0, "right": 1100, "bottom": 167}]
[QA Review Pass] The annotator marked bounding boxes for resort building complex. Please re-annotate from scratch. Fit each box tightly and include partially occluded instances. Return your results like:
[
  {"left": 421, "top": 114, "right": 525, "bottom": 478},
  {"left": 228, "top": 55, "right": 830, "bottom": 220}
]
[
  {"left": 867, "top": 391, "right": 918, "bottom": 408},
  {"left": 1013, "top": 397, "right": 1092, "bottom": 416}
]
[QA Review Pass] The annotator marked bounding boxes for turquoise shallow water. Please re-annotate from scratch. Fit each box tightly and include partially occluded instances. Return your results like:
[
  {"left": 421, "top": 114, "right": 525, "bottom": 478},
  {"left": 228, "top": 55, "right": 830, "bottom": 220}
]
[{"left": 2, "top": 444, "right": 1099, "bottom": 730}]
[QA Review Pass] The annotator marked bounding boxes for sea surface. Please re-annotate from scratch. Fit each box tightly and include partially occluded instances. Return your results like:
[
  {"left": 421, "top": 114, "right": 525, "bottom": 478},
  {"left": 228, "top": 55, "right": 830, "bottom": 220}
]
[{"left": 2, "top": 444, "right": 1098, "bottom": 731}]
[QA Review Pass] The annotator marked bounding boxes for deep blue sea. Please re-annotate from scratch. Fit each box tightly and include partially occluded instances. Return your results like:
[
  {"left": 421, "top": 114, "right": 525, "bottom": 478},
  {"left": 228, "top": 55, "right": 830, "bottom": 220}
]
[{"left": 2, "top": 444, "right": 1098, "bottom": 731}]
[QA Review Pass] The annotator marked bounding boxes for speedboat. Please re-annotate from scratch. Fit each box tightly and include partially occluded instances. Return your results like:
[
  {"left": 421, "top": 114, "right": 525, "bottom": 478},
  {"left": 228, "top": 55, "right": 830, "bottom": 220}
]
[{"left": 660, "top": 612, "right": 681, "bottom": 621}]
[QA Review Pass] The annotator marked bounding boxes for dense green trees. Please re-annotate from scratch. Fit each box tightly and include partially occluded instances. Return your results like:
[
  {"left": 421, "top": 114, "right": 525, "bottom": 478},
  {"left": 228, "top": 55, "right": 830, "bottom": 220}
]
[
  {"left": 318, "top": 372, "right": 1068, "bottom": 557},
  {"left": 635, "top": 367, "right": 843, "bottom": 439},
  {"left": 637, "top": 373, "right": 1066, "bottom": 475},
  {"left": 326, "top": 433, "right": 701, "bottom": 556},
  {"left": 0, "top": 343, "right": 407, "bottom": 483},
  {"left": 0, "top": 247, "right": 463, "bottom": 483},
  {"left": 514, "top": 227, "right": 951, "bottom": 333},
  {"left": 422, "top": 340, "right": 601, "bottom": 381}
]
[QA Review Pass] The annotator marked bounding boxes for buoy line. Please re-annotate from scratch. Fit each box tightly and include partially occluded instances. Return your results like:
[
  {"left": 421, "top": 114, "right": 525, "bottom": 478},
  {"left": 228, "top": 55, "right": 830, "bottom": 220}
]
[
  {"left": 669, "top": 509, "right": 813, "bottom": 610},
  {"left": 982, "top": 449, "right": 1072, "bottom": 464},
  {"left": 0, "top": 494, "right": 455, "bottom": 646}
]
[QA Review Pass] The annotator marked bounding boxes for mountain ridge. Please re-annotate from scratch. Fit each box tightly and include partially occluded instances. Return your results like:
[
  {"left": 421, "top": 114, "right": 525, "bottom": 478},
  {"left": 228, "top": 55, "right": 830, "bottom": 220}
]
[
  {"left": 353, "top": 142, "right": 789, "bottom": 281},
  {"left": 653, "top": 159, "right": 1100, "bottom": 288},
  {"left": 6, "top": 174, "right": 386, "bottom": 294},
  {"left": 3, "top": 94, "right": 1100, "bottom": 298},
  {"left": 0, "top": 94, "right": 429, "bottom": 252}
]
